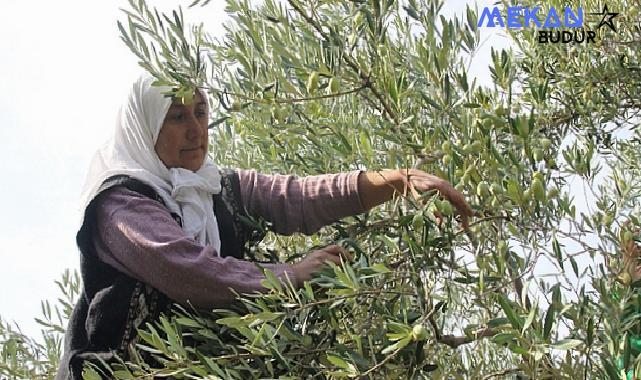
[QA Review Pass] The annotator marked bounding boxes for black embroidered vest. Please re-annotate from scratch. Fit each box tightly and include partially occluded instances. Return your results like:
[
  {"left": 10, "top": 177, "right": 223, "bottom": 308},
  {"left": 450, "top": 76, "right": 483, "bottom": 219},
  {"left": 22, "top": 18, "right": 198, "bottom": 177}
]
[{"left": 55, "top": 169, "right": 264, "bottom": 379}]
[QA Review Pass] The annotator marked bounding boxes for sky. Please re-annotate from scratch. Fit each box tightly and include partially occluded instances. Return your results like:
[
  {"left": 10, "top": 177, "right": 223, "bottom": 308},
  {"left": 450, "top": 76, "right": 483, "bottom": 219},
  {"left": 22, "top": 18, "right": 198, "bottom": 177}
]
[{"left": 0, "top": 0, "right": 513, "bottom": 338}]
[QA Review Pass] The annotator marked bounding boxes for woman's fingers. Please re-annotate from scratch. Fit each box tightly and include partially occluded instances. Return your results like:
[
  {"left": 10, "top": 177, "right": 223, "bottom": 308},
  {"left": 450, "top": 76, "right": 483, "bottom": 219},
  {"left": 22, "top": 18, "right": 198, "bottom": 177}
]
[
  {"left": 442, "top": 184, "right": 473, "bottom": 216},
  {"left": 407, "top": 170, "right": 473, "bottom": 229},
  {"left": 290, "top": 244, "right": 355, "bottom": 286},
  {"left": 320, "top": 245, "right": 353, "bottom": 262},
  {"left": 320, "top": 251, "right": 343, "bottom": 266},
  {"left": 320, "top": 244, "right": 344, "bottom": 254},
  {"left": 438, "top": 186, "right": 473, "bottom": 230}
]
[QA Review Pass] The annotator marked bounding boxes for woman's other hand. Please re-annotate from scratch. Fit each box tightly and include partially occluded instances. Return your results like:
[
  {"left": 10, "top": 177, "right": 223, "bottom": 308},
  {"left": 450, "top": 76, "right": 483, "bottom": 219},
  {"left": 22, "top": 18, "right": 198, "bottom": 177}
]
[{"left": 290, "top": 245, "right": 351, "bottom": 286}]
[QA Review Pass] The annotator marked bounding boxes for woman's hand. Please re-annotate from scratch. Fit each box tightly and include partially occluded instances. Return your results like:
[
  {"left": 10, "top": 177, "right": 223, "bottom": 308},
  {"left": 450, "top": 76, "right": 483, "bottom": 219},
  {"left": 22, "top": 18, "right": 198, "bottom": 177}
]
[
  {"left": 358, "top": 168, "right": 473, "bottom": 229},
  {"left": 290, "top": 245, "right": 351, "bottom": 286},
  {"left": 400, "top": 168, "right": 473, "bottom": 229}
]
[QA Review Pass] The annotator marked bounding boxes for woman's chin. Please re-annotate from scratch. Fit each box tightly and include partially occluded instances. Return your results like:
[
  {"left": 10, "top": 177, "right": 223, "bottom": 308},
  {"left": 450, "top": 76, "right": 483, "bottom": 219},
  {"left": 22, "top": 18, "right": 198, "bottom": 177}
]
[
  {"left": 179, "top": 161, "right": 203, "bottom": 172},
  {"left": 178, "top": 150, "right": 205, "bottom": 171}
]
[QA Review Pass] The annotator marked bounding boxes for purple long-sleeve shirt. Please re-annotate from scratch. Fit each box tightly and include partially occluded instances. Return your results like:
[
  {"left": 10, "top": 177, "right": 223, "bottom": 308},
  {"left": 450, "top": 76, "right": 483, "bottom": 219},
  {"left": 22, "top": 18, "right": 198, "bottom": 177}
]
[{"left": 91, "top": 169, "right": 364, "bottom": 309}]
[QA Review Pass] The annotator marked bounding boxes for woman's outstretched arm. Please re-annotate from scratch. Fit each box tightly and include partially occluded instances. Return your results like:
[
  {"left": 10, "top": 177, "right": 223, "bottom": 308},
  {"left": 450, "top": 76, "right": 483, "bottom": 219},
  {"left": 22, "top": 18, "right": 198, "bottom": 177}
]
[
  {"left": 238, "top": 169, "right": 365, "bottom": 235},
  {"left": 238, "top": 168, "right": 472, "bottom": 235}
]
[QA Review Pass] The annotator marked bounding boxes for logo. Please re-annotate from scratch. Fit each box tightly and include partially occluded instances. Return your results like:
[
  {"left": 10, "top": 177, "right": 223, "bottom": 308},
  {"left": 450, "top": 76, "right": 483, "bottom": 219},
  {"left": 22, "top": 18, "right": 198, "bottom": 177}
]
[
  {"left": 477, "top": 4, "right": 620, "bottom": 44},
  {"left": 588, "top": 5, "right": 619, "bottom": 32}
]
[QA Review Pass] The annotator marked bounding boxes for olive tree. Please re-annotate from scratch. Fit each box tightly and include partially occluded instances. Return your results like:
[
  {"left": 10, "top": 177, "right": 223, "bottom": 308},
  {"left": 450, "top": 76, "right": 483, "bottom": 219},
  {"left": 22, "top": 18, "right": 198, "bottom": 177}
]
[{"left": 2, "top": 0, "right": 640, "bottom": 378}]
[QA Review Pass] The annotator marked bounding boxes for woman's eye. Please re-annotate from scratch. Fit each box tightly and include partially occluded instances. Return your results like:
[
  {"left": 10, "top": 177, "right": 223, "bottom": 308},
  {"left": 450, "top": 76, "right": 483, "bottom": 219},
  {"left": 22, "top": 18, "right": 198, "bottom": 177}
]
[{"left": 169, "top": 113, "right": 184, "bottom": 121}]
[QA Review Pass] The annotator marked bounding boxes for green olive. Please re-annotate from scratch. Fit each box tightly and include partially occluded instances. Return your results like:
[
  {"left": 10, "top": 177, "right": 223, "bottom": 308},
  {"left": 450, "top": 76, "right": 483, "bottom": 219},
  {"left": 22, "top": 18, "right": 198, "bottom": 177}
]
[
  {"left": 533, "top": 148, "right": 544, "bottom": 162},
  {"left": 540, "top": 138, "right": 552, "bottom": 150},
  {"left": 470, "top": 140, "right": 483, "bottom": 153},
  {"left": 531, "top": 179, "right": 545, "bottom": 202},
  {"left": 412, "top": 324, "right": 428, "bottom": 341},
  {"left": 477, "top": 181, "right": 490, "bottom": 198},
  {"left": 439, "top": 200, "right": 453, "bottom": 216},
  {"left": 491, "top": 183, "right": 503, "bottom": 195}
]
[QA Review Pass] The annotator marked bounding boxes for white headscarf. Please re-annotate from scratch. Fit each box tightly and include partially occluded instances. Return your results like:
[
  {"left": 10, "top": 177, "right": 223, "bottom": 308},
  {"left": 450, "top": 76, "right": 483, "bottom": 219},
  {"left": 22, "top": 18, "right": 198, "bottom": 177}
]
[{"left": 78, "top": 74, "right": 222, "bottom": 254}]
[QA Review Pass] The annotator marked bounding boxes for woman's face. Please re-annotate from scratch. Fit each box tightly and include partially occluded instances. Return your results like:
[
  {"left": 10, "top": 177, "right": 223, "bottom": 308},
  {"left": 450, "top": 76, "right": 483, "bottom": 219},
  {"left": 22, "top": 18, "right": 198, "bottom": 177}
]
[{"left": 155, "top": 91, "right": 209, "bottom": 172}]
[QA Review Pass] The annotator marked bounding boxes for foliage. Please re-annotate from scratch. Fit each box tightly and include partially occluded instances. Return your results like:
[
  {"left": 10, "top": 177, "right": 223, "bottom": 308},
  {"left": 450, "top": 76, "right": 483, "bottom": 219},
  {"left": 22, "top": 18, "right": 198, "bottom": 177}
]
[
  {"left": 108, "top": 0, "right": 641, "bottom": 377},
  {"left": 0, "top": 270, "right": 80, "bottom": 379},
  {"left": 3, "top": 0, "right": 641, "bottom": 378}
]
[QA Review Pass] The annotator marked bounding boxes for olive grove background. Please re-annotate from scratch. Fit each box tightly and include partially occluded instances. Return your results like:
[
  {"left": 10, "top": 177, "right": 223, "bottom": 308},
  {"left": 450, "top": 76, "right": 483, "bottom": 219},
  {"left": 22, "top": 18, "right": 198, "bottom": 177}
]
[{"left": 2, "top": 0, "right": 641, "bottom": 378}]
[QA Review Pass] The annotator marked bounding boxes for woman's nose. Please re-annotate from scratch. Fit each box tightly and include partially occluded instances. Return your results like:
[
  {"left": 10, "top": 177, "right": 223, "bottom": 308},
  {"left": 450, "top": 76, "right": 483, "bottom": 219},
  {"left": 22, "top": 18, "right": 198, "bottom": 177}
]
[{"left": 185, "top": 113, "right": 205, "bottom": 140}]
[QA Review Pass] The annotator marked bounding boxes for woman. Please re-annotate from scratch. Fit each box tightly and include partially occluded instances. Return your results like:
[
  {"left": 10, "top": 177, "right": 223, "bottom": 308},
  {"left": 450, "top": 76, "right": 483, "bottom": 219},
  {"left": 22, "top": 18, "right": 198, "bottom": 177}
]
[{"left": 55, "top": 75, "right": 472, "bottom": 379}]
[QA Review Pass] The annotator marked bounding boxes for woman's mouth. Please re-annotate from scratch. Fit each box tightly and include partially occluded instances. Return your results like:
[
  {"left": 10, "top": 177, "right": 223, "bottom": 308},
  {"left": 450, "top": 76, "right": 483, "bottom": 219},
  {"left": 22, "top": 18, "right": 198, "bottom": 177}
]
[{"left": 182, "top": 146, "right": 203, "bottom": 152}]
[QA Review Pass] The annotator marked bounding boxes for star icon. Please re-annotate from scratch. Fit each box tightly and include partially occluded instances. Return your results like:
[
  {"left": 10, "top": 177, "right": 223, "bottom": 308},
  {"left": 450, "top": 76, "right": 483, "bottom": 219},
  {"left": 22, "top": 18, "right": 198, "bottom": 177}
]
[{"left": 588, "top": 4, "right": 620, "bottom": 32}]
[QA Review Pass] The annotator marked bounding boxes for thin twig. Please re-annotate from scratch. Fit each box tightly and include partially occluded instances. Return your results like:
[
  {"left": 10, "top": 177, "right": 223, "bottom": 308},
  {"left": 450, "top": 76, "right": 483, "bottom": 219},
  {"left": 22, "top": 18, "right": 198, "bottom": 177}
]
[
  {"left": 438, "top": 327, "right": 496, "bottom": 349},
  {"left": 286, "top": 0, "right": 400, "bottom": 125},
  {"left": 207, "top": 83, "right": 368, "bottom": 105},
  {"left": 482, "top": 367, "right": 522, "bottom": 380}
]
